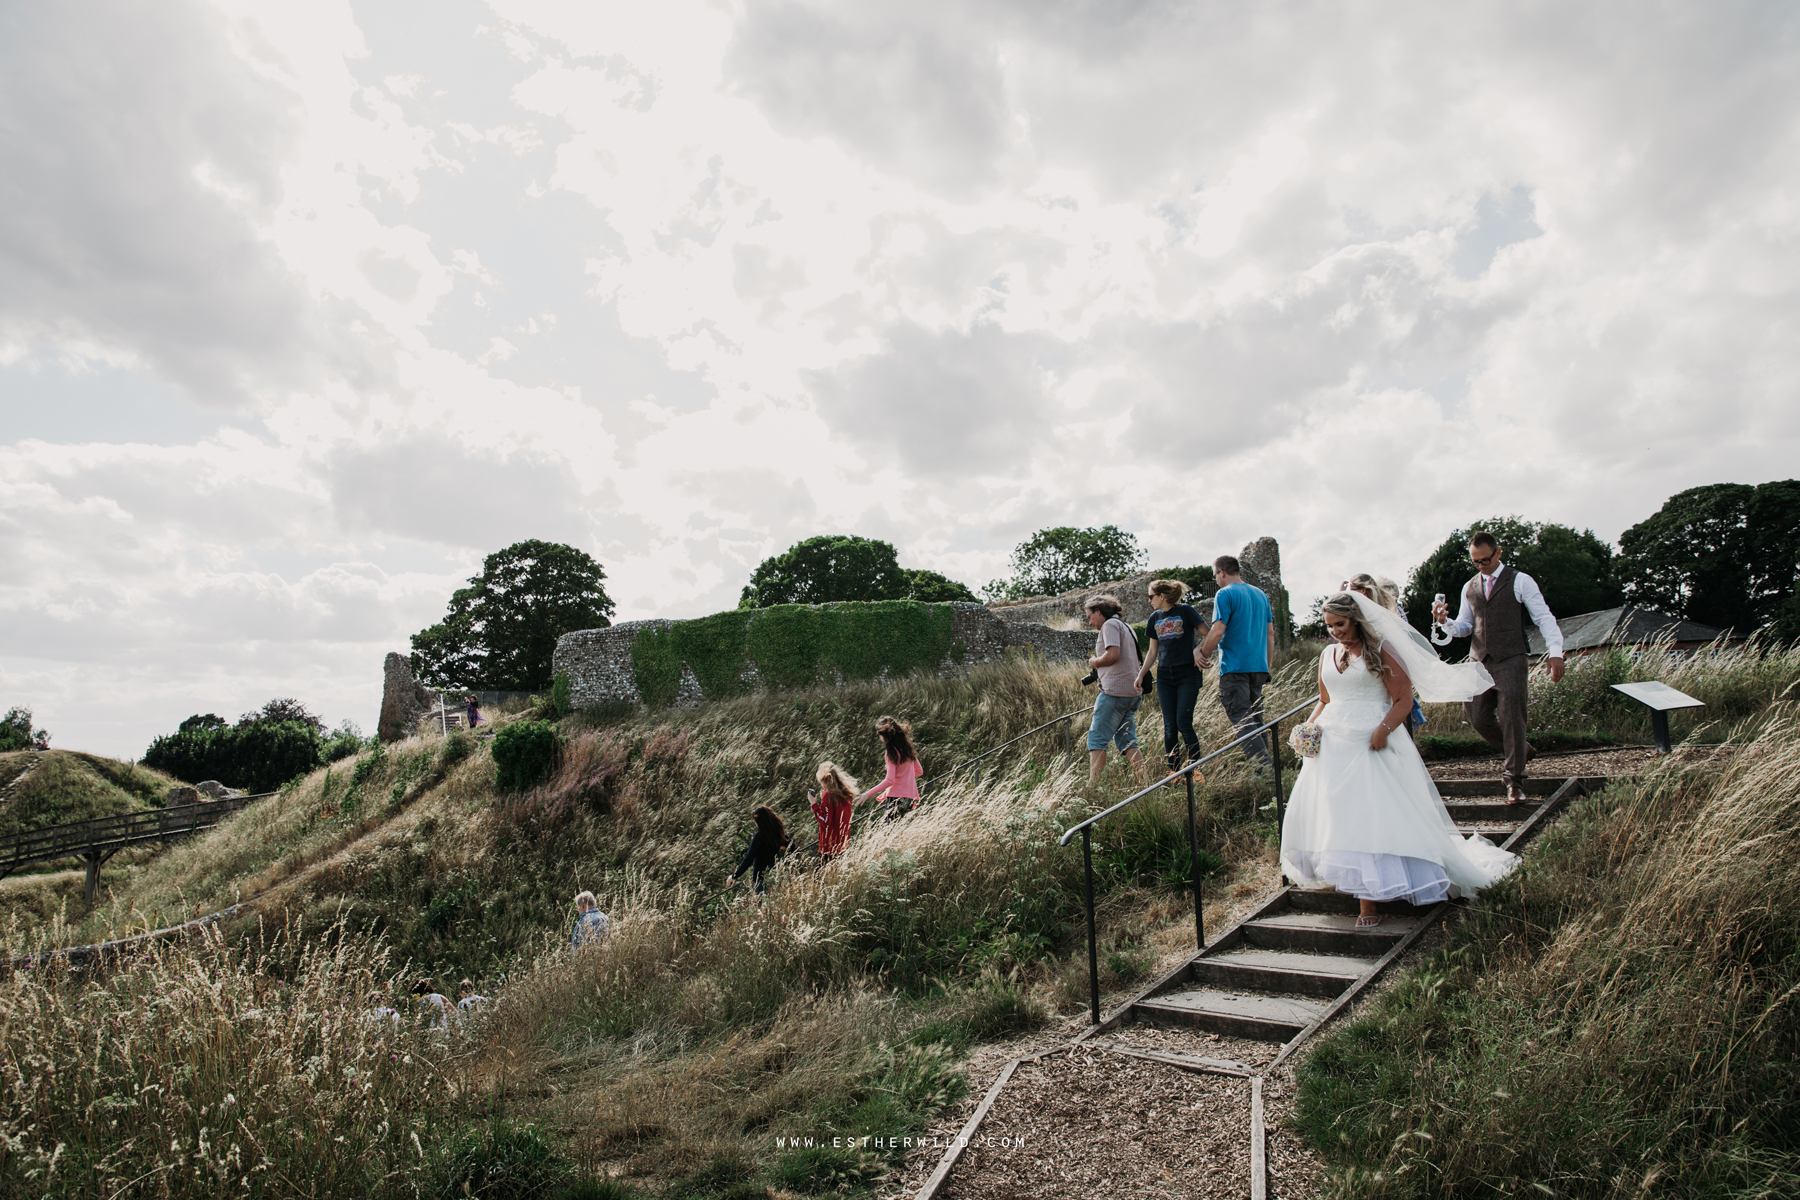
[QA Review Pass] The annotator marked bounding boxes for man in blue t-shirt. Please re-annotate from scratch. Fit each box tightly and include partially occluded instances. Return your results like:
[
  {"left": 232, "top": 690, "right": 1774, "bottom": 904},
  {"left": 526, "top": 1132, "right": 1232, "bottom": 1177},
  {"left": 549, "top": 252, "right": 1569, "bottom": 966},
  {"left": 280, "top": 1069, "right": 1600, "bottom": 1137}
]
[{"left": 1198, "top": 554, "right": 1276, "bottom": 767}]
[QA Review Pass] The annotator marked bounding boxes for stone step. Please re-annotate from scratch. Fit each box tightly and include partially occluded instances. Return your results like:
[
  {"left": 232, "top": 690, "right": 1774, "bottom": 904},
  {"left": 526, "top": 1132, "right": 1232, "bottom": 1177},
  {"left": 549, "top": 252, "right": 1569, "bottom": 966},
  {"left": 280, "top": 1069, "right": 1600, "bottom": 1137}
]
[
  {"left": 1132, "top": 988, "right": 1328, "bottom": 1042},
  {"left": 1431, "top": 778, "right": 1566, "bottom": 797},
  {"left": 1285, "top": 890, "right": 1429, "bottom": 917},
  {"left": 1455, "top": 824, "right": 1523, "bottom": 840},
  {"left": 1189, "top": 948, "right": 1373, "bottom": 999},
  {"left": 1443, "top": 799, "right": 1541, "bottom": 821},
  {"left": 1244, "top": 911, "right": 1418, "bottom": 955}
]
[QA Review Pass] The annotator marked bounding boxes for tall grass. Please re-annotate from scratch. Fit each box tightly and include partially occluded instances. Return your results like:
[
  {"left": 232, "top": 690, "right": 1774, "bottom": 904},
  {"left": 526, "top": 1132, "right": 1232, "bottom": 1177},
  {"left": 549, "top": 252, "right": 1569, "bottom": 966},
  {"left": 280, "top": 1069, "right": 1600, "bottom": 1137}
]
[
  {"left": 1407, "top": 635, "right": 1800, "bottom": 749},
  {"left": 0, "top": 917, "right": 451, "bottom": 1198},
  {"left": 1294, "top": 709, "right": 1800, "bottom": 1196}
]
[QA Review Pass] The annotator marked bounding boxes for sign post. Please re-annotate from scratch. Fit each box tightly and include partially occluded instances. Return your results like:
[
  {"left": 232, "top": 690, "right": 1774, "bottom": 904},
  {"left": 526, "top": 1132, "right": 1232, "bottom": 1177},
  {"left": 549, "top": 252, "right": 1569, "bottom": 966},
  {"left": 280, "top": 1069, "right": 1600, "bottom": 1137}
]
[{"left": 1610, "top": 681, "right": 1705, "bottom": 753}]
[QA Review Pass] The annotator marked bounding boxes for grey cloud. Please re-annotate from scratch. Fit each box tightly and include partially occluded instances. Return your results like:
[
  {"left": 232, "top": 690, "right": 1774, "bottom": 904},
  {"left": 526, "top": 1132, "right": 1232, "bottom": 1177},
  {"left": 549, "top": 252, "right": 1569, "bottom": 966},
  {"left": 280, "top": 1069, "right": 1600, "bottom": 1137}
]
[
  {"left": 0, "top": 1, "right": 358, "bottom": 403},
  {"left": 1109, "top": 243, "right": 1514, "bottom": 461},
  {"left": 1451, "top": 187, "right": 1541, "bottom": 279},
  {"left": 327, "top": 433, "right": 593, "bottom": 549},
  {"left": 864, "top": 214, "right": 1067, "bottom": 309},
  {"left": 807, "top": 322, "right": 1068, "bottom": 476},
  {"left": 724, "top": 1, "right": 1013, "bottom": 199}
]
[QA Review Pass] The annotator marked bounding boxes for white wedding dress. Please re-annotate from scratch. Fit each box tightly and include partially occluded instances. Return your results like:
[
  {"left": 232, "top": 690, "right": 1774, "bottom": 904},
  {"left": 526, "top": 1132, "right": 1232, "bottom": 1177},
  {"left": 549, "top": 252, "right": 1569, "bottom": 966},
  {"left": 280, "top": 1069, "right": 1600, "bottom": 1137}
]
[{"left": 1281, "top": 643, "right": 1519, "bottom": 904}]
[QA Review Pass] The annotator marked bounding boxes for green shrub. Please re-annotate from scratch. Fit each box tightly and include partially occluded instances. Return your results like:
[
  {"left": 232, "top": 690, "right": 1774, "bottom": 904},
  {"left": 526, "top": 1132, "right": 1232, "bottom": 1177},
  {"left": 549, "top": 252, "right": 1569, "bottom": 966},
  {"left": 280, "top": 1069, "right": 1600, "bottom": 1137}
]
[
  {"left": 142, "top": 719, "right": 323, "bottom": 792},
  {"left": 322, "top": 723, "right": 364, "bottom": 763},
  {"left": 630, "top": 600, "right": 958, "bottom": 707},
  {"left": 440, "top": 729, "right": 476, "bottom": 767},
  {"left": 551, "top": 671, "right": 573, "bottom": 718},
  {"left": 493, "top": 720, "right": 563, "bottom": 792},
  {"left": 433, "top": 1116, "right": 570, "bottom": 1199}
]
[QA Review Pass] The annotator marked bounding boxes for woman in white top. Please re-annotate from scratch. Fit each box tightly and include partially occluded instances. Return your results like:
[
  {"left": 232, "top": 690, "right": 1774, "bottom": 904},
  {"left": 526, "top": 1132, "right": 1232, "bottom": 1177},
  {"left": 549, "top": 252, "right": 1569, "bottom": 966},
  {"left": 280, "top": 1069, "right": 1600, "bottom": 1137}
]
[{"left": 1281, "top": 592, "right": 1518, "bottom": 927}]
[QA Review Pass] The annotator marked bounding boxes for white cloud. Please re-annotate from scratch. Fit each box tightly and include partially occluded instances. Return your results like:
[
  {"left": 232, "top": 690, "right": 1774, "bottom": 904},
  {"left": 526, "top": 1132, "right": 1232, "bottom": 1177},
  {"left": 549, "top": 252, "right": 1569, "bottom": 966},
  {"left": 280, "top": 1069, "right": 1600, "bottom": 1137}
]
[{"left": 3, "top": 0, "right": 1799, "bottom": 756}]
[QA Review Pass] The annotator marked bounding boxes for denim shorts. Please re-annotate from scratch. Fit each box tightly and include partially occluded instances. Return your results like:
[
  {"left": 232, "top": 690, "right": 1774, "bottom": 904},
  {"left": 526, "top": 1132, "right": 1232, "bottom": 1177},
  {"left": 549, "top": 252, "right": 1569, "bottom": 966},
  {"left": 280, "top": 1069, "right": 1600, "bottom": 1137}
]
[{"left": 1087, "top": 691, "right": 1142, "bottom": 751}]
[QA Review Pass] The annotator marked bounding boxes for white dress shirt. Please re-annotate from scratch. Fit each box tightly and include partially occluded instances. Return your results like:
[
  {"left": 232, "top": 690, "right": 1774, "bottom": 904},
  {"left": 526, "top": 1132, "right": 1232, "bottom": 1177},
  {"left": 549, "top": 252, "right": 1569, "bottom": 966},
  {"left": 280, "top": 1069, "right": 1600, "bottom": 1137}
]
[{"left": 1440, "top": 563, "right": 1565, "bottom": 658}]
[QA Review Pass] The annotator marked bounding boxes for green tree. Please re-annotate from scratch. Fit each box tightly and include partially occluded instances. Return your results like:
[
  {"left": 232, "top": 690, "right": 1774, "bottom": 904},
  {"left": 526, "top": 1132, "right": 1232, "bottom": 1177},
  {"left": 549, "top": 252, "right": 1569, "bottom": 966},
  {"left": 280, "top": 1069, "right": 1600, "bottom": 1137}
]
[
  {"left": 1402, "top": 517, "right": 1623, "bottom": 655},
  {"left": 239, "top": 698, "right": 325, "bottom": 733},
  {"left": 411, "top": 540, "right": 615, "bottom": 691},
  {"left": 0, "top": 706, "right": 50, "bottom": 752},
  {"left": 143, "top": 719, "right": 323, "bottom": 793},
  {"left": 1616, "top": 481, "right": 1800, "bottom": 635},
  {"left": 1153, "top": 564, "right": 1217, "bottom": 598},
  {"left": 986, "top": 526, "right": 1145, "bottom": 600},
  {"left": 738, "top": 535, "right": 909, "bottom": 608},
  {"left": 903, "top": 568, "right": 978, "bottom": 603}
]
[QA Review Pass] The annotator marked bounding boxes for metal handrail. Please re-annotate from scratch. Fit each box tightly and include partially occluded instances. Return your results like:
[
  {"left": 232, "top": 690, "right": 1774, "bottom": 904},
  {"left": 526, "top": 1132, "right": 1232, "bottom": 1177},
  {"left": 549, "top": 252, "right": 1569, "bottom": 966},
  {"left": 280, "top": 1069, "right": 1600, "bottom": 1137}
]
[
  {"left": 918, "top": 703, "right": 1095, "bottom": 794},
  {"left": 1059, "top": 694, "right": 1319, "bottom": 1025}
]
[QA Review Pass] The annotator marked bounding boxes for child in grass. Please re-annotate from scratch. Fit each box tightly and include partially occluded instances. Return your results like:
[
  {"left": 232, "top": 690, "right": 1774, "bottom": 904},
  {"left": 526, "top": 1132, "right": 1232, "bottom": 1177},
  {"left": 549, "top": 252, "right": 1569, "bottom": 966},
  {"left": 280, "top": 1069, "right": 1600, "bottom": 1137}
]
[
  {"left": 810, "top": 763, "right": 858, "bottom": 858},
  {"left": 859, "top": 715, "right": 923, "bottom": 819},
  {"left": 727, "top": 805, "right": 793, "bottom": 895},
  {"left": 570, "top": 890, "right": 611, "bottom": 947}
]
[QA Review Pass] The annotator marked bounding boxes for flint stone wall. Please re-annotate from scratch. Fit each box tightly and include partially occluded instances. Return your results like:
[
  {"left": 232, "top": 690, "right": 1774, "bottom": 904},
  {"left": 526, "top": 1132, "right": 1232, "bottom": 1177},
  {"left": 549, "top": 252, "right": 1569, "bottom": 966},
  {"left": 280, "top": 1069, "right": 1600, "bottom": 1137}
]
[
  {"left": 984, "top": 536, "right": 1288, "bottom": 642},
  {"left": 551, "top": 600, "right": 1082, "bottom": 711},
  {"left": 379, "top": 652, "right": 443, "bottom": 743}
]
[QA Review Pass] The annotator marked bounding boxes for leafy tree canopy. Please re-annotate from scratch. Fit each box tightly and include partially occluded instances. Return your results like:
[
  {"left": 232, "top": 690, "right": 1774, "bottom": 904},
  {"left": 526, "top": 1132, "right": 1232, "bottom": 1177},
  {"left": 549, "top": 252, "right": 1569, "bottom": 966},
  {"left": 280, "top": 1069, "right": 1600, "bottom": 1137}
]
[
  {"left": 1402, "top": 517, "right": 1623, "bottom": 655},
  {"left": 0, "top": 706, "right": 50, "bottom": 752},
  {"left": 903, "top": 568, "right": 979, "bottom": 603},
  {"left": 986, "top": 525, "right": 1145, "bottom": 600},
  {"left": 1616, "top": 481, "right": 1800, "bottom": 636},
  {"left": 1153, "top": 565, "right": 1217, "bottom": 598},
  {"left": 739, "top": 535, "right": 905, "bottom": 607},
  {"left": 412, "top": 540, "right": 615, "bottom": 691},
  {"left": 238, "top": 698, "right": 324, "bottom": 732},
  {"left": 178, "top": 713, "right": 226, "bottom": 733}
]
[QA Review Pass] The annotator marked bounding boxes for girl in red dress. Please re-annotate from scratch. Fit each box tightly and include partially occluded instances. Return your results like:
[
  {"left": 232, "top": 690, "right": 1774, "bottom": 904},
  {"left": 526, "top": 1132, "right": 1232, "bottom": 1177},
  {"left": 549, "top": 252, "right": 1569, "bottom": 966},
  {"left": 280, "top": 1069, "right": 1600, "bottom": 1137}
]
[{"left": 810, "top": 762, "right": 858, "bottom": 858}]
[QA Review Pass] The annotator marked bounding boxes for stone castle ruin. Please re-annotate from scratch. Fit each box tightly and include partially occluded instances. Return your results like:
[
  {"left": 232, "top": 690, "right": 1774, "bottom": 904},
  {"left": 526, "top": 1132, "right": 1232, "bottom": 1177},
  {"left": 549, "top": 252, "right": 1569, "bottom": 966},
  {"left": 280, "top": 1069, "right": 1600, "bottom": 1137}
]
[{"left": 379, "top": 539, "right": 1286, "bottom": 723}]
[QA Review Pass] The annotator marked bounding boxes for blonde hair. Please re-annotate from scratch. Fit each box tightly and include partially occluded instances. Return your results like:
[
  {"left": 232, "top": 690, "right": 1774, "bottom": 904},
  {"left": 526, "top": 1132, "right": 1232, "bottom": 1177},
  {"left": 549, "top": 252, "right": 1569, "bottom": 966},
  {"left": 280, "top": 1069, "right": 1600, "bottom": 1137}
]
[
  {"left": 1321, "top": 593, "right": 1391, "bottom": 681},
  {"left": 1148, "top": 579, "right": 1188, "bottom": 604},
  {"left": 816, "top": 761, "right": 859, "bottom": 800},
  {"left": 573, "top": 890, "right": 596, "bottom": 912},
  {"left": 1347, "top": 573, "right": 1402, "bottom": 614}
]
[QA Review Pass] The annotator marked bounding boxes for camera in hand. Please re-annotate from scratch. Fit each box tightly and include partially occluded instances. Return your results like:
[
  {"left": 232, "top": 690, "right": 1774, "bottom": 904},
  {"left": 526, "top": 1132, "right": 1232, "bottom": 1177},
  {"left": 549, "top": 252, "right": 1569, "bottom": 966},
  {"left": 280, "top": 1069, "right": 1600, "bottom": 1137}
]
[{"left": 1080, "top": 670, "right": 1099, "bottom": 686}]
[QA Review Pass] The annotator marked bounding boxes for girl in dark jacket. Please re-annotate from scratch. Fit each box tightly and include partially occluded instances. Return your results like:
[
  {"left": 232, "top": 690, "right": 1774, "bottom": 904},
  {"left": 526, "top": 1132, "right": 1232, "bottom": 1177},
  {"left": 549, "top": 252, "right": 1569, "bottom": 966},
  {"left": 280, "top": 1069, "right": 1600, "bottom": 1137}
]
[{"left": 727, "top": 805, "right": 793, "bottom": 895}]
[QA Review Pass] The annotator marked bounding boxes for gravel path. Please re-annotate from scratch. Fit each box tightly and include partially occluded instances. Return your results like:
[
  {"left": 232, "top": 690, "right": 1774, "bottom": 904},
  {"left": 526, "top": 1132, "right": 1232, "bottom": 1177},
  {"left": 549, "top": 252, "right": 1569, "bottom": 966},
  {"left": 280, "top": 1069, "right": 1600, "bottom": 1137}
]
[{"left": 936, "top": 1050, "right": 1253, "bottom": 1200}]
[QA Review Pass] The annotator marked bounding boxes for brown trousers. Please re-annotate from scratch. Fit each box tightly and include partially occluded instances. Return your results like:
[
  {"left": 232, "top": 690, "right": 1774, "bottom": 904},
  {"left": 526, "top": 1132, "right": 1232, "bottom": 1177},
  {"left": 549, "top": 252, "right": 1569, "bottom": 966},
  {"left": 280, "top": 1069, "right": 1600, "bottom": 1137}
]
[{"left": 1464, "top": 654, "right": 1533, "bottom": 784}]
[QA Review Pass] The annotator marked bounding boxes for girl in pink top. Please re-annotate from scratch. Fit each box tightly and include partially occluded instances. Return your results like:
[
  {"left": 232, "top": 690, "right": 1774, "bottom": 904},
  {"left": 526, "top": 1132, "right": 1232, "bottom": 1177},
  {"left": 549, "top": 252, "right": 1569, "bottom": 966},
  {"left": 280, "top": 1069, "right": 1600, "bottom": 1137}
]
[{"left": 860, "top": 715, "right": 923, "bottom": 818}]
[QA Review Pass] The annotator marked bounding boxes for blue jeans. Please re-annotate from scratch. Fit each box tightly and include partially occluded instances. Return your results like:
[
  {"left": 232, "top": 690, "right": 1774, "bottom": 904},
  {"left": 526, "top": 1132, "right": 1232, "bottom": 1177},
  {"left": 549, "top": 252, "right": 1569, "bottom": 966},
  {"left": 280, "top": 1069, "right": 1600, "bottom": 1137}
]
[
  {"left": 1156, "top": 667, "right": 1202, "bottom": 771},
  {"left": 1088, "top": 692, "right": 1142, "bottom": 752}
]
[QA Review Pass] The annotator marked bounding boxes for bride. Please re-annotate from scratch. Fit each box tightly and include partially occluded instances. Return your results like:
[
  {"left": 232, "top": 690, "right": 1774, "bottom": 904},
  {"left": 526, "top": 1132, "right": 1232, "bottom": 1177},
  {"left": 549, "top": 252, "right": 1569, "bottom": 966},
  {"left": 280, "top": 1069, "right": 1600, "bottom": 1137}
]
[{"left": 1281, "top": 591, "right": 1519, "bottom": 927}]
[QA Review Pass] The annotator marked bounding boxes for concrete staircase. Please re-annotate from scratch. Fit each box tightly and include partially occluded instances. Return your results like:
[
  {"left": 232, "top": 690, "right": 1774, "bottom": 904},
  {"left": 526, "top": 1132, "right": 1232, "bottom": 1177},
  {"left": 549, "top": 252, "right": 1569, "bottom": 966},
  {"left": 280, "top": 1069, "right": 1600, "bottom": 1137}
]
[{"left": 1099, "top": 776, "right": 1598, "bottom": 1060}]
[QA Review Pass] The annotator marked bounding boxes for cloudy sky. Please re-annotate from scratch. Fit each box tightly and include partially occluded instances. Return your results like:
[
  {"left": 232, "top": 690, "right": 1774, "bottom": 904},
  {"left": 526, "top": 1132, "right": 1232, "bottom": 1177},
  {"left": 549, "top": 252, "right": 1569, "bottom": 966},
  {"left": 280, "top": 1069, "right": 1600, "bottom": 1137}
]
[{"left": 4, "top": 0, "right": 1797, "bottom": 757}]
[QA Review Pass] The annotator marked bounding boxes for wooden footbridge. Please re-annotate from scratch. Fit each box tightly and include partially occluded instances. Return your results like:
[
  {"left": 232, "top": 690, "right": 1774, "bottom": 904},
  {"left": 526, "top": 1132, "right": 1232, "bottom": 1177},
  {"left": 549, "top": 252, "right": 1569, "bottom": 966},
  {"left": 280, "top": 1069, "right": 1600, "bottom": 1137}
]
[{"left": 0, "top": 793, "right": 269, "bottom": 906}]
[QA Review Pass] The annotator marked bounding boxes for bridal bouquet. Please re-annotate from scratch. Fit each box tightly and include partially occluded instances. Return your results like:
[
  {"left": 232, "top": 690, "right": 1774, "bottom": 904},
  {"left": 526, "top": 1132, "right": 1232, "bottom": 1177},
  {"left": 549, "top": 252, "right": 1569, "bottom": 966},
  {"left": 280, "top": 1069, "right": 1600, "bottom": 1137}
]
[{"left": 1289, "top": 722, "right": 1323, "bottom": 758}]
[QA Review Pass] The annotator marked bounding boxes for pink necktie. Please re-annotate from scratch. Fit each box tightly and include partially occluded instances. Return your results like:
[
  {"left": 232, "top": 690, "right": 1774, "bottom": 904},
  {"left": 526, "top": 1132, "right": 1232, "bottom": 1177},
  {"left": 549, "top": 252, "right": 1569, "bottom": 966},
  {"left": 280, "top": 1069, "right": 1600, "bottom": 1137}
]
[{"left": 1484, "top": 574, "right": 1494, "bottom": 598}]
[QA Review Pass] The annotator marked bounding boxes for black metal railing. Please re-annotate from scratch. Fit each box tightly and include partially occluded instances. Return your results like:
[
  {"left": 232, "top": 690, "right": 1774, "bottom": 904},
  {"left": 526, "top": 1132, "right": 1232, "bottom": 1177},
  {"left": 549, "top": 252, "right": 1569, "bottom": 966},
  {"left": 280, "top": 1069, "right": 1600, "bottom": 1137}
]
[
  {"left": 917, "top": 704, "right": 1095, "bottom": 796},
  {"left": 1057, "top": 695, "right": 1319, "bottom": 1025}
]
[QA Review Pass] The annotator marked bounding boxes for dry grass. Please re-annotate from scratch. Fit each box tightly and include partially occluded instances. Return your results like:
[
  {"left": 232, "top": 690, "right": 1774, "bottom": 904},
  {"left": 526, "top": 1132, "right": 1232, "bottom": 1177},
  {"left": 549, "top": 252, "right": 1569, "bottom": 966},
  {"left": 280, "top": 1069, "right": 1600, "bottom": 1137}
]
[
  {"left": 0, "top": 916, "right": 453, "bottom": 1198},
  {"left": 1295, "top": 707, "right": 1800, "bottom": 1196}
]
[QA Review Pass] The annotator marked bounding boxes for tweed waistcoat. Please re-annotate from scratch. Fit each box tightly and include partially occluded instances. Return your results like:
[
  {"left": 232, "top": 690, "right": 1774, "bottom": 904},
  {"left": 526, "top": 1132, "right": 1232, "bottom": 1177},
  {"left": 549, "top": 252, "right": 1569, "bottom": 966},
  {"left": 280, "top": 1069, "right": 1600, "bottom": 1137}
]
[{"left": 1467, "top": 565, "right": 1528, "bottom": 663}]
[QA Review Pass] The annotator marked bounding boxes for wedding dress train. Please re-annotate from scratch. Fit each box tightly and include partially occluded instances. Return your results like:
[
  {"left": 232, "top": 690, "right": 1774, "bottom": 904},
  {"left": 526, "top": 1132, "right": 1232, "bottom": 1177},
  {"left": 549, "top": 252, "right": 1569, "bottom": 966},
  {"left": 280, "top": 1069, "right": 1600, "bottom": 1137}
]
[{"left": 1280, "top": 643, "right": 1518, "bottom": 904}]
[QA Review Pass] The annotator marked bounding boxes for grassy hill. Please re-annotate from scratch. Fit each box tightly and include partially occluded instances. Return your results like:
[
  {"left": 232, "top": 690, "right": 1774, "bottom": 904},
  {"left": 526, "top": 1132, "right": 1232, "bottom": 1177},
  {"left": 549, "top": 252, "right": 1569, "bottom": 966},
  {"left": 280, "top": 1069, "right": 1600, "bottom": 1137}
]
[
  {"left": 5, "top": 639, "right": 1795, "bottom": 1198},
  {"left": 0, "top": 749, "right": 178, "bottom": 837}
]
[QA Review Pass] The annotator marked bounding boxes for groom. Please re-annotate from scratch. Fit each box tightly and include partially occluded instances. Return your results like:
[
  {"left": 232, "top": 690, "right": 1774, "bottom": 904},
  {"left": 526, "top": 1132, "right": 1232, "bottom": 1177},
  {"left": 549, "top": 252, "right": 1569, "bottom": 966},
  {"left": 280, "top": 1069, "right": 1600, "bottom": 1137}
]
[{"left": 1432, "top": 531, "right": 1566, "bottom": 804}]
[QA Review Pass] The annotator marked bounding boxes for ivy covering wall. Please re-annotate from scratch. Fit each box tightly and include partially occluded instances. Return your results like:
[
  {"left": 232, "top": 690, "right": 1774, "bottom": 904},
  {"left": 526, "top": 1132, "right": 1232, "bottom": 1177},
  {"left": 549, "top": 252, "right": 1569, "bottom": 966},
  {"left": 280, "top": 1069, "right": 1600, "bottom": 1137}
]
[{"left": 627, "top": 601, "right": 959, "bottom": 707}]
